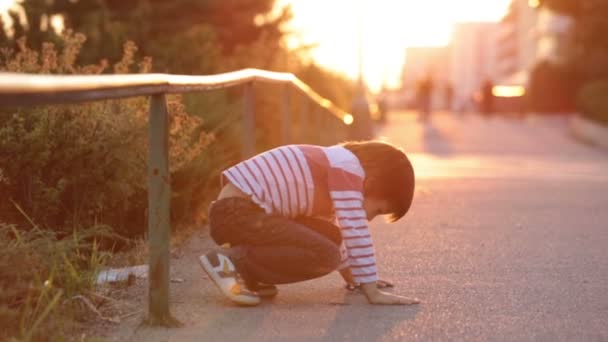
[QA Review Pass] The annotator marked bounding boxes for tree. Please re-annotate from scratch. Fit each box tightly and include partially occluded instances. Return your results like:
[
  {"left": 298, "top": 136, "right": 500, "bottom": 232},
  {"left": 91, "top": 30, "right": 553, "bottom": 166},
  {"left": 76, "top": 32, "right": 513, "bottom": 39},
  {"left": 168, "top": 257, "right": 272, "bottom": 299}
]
[
  {"left": 528, "top": 60, "right": 580, "bottom": 112},
  {"left": 10, "top": 0, "right": 289, "bottom": 66},
  {"left": 540, "top": 0, "right": 581, "bottom": 17},
  {"left": 295, "top": 63, "right": 357, "bottom": 112},
  {"left": 577, "top": 1, "right": 608, "bottom": 80},
  {"left": 540, "top": 0, "right": 608, "bottom": 81}
]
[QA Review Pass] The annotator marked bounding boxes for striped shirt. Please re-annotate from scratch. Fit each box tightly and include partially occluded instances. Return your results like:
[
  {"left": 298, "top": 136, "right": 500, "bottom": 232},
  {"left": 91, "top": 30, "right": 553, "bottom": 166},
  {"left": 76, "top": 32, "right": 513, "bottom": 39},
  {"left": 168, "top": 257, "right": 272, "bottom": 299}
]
[{"left": 222, "top": 144, "right": 378, "bottom": 283}]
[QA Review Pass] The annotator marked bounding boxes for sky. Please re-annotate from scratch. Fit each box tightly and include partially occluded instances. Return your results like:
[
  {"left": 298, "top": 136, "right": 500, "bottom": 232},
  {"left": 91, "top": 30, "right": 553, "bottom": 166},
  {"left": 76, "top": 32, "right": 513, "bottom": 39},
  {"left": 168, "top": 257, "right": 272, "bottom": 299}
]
[
  {"left": 1, "top": 0, "right": 511, "bottom": 92},
  {"left": 278, "top": 0, "right": 511, "bottom": 92},
  {"left": 0, "top": 0, "right": 10, "bottom": 12}
]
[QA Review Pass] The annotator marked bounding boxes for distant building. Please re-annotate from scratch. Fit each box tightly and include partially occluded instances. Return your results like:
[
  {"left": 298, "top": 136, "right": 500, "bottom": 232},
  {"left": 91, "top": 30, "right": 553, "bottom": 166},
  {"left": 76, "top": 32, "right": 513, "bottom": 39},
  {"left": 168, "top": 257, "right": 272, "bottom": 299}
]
[
  {"left": 497, "top": 0, "right": 575, "bottom": 83},
  {"left": 397, "top": 1, "right": 574, "bottom": 113},
  {"left": 401, "top": 47, "right": 451, "bottom": 88},
  {"left": 535, "top": 7, "right": 575, "bottom": 65},
  {"left": 448, "top": 22, "right": 501, "bottom": 112},
  {"left": 400, "top": 46, "right": 451, "bottom": 110},
  {"left": 494, "top": 0, "right": 575, "bottom": 112},
  {"left": 497, "top": 0, "right": 538, "bottom": 85}
]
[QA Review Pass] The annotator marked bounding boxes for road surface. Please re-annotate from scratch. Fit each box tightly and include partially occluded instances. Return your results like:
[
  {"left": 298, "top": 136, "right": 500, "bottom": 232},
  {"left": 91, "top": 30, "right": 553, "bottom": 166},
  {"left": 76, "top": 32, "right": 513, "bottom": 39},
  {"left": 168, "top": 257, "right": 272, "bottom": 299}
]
[{"left": 103, "top": 112, "right": 608, "bottom": 342}]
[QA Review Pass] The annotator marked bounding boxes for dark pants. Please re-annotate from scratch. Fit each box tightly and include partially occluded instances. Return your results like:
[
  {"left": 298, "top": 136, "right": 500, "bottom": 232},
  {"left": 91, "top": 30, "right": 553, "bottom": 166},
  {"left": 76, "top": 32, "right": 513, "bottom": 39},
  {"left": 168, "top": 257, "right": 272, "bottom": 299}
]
[{"left": 208, "top": 197, "right": 342, "bottom": 285}]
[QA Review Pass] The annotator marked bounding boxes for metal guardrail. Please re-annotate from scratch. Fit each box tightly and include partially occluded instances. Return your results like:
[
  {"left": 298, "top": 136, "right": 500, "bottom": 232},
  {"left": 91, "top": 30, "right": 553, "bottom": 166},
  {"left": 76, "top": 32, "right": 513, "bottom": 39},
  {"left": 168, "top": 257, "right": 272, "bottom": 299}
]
[{"left": 0, "top": 68, "right": 353, "bottom": 325}]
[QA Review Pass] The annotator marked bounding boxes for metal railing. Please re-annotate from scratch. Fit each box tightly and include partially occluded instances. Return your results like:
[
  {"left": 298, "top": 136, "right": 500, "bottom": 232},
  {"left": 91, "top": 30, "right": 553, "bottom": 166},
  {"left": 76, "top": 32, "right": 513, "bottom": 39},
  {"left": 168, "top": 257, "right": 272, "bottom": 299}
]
[{"left": 0, "top": 68, "right": 354, "bottom": 325}]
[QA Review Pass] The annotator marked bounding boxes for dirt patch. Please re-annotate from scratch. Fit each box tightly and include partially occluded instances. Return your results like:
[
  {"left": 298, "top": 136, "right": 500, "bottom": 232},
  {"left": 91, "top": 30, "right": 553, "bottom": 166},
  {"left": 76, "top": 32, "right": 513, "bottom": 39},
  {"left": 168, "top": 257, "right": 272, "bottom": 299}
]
[{"left": 82, "top": 229, "right": 215, "bottom": 340}]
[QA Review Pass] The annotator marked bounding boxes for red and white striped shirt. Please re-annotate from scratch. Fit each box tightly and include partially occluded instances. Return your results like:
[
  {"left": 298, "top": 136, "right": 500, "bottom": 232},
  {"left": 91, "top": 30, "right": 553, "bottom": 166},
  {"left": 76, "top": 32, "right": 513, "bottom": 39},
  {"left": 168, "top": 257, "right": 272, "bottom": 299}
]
[{"left": 222, "top": 144, "right": 378, "bottom": 283}]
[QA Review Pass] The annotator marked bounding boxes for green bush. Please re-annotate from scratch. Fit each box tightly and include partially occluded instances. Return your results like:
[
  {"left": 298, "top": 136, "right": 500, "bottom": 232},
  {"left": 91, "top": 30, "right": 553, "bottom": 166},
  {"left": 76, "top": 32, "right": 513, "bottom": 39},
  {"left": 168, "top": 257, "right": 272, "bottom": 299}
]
[
  {"left": 0, "top": 30, "right": 217, "bottom": 340},
  {"left": 577, "top": 80, "right": 608, "bottom": 125},
  {"left": 0, "top": 32, "right": 212, "bottom": 237},
  {"left": 0, "top": 19, "right": 357, "bottom": 341}
]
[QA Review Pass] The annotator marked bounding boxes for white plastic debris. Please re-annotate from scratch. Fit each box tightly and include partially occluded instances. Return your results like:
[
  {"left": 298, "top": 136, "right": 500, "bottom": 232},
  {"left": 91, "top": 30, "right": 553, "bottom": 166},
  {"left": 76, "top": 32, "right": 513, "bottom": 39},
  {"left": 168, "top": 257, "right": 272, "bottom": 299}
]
[{"left": 96, "top": 265, "right": 148, "bottom": 285}]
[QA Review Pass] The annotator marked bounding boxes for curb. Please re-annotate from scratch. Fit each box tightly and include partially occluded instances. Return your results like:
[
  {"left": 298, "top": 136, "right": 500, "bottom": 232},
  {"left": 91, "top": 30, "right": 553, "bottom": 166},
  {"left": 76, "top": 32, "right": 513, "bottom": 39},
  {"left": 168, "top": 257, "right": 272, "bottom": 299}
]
[{"left": 570, "top": 114, "right": 608, "bottom": 151}]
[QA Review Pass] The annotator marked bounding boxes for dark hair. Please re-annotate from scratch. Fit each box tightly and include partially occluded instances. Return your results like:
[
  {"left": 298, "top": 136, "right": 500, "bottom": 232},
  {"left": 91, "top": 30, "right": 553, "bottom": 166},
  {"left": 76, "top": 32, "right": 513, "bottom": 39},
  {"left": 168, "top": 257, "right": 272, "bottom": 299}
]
[{"left": 341, "top": 140, "right": 415, "bottom": 222}]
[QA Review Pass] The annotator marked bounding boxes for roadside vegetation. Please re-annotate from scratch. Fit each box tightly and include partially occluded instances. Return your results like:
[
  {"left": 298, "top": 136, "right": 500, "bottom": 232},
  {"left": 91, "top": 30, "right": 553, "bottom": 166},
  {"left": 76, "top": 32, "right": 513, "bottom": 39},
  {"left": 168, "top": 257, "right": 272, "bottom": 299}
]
[
  {"left": 577, "top": 80, "right": 608, "bottom": 125},
  {"left": 0, "top": 1, "right": 358, "bottom": 340}
]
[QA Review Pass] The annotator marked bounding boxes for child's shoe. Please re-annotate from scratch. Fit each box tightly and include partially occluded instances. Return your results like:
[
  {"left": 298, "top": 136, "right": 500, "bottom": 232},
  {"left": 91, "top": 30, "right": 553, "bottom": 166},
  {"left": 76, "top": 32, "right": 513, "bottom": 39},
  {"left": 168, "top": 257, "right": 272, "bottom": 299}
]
[
  {"left": 199, "top": 250, "right": 261, "bottom": 306},
  {"left": 252, "top": 283, "right": 278, "bottom": 297}
]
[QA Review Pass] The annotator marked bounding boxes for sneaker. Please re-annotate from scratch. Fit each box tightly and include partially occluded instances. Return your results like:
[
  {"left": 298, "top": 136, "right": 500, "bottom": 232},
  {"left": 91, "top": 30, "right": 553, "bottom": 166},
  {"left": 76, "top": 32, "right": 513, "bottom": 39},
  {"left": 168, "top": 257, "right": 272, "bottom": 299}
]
[
  {"left": 198, "top": 250, "right": 261, "bottom": 306},
  {"left": 252, "top": 283, "right": 278, "bottom": 298}
]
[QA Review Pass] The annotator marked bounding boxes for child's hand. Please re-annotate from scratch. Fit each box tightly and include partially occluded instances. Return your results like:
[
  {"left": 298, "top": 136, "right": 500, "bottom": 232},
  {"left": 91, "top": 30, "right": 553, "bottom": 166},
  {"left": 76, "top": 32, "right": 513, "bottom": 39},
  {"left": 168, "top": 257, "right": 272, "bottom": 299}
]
[
  {"left": 360, "top": 283, "right": 420, "bottom": 305},
  {"left": 376, "top": 279, "right": 394, "bottom": 289}
]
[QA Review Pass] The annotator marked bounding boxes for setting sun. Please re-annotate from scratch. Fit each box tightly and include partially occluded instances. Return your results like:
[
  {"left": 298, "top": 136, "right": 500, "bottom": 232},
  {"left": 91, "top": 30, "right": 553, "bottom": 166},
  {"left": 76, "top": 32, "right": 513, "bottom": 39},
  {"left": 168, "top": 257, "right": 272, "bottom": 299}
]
[
  {"left": 279, "top": 0, "right": 511, "bottom": 92},
  {"left": 0, "top": 0, "right": 12, "bottom": 12}
]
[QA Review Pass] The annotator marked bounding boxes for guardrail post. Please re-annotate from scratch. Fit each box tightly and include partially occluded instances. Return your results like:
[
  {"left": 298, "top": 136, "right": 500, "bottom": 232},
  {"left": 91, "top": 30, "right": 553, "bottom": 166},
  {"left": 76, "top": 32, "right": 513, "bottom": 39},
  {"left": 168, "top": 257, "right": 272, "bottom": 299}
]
[
  {"left": 298, "top": 96, "right": 310, "bottom": 143},
  {"left": 300, "top": 95, "right": 310, "bottom": 143},
  {"left": 282, "top": 84, "right": 291, "bottom": 145},
  {"left": 321, "top": 109, "right": 329, "bottom": 145},
  {"left": 315, "top": 107, "right": 323, "bottom": 144},
  {"left": 310, "top": 106, "right": 318, "bottom": 144},
  {"left": 243, "top": 82, "right": 255, "bottom": 159},
  {"left": 340, "top": 117, "right": 349, "bottom": 142},
  {"left": 146, "top": 94, "right": 179, "bottom": 326}
]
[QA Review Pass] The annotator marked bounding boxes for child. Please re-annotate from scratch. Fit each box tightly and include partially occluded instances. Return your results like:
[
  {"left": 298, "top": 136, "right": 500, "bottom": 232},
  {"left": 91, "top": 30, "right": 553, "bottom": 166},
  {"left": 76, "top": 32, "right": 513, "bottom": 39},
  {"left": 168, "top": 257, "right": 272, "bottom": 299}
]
[{"left": 199, "top": 140, "right": 419, "bottom": 306}]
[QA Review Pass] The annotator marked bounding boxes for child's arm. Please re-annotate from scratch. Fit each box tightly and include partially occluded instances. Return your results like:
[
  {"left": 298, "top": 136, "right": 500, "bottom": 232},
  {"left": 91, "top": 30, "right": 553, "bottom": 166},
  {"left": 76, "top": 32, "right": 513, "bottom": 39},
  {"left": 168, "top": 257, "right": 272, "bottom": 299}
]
[
  {"left": 339, "top": 267, "right": 357, "bottom": 286},
  {"left": 328, "top": 166, "right": 418, "bottom": 305},
  {"left": 340, "top": 267, "right": 394, "bottom": 289},
  {"left": 339, "top": 264, "right": 418, "bottom": 304}
]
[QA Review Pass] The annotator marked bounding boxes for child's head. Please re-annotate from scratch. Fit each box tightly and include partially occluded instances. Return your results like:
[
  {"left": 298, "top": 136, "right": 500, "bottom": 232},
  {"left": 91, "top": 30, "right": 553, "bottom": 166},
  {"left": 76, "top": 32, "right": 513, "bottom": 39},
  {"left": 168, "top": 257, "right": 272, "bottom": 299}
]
[{"left": 341, "top": 140, "right": 415, "bottom": 222}]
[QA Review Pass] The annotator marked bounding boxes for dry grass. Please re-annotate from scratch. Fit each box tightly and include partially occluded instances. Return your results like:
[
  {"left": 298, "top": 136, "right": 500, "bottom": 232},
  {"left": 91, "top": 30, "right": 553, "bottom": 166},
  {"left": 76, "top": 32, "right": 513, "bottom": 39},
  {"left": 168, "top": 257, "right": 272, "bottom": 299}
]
[{"left": 0, "top": 222, "right": 112, "bottom": 341}]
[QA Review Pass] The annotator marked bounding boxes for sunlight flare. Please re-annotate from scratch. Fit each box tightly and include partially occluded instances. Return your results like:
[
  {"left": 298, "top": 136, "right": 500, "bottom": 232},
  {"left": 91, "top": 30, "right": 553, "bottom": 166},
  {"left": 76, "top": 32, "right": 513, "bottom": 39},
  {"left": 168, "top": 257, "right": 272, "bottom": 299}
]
[
  {"left": 493, "top": 85, "right": 526, "bottom": 97},
  {"left": 280, "top": 0, "right": 510, "bottom": 92},
  {"left": 0, "top": 0, "right": 13, "bottom": 12},
  {"left": 343, "top": 114, "right": 354, "bottom": 125},
  {"left": 528, "top": 0, "right": 541, "bottom": 9}
]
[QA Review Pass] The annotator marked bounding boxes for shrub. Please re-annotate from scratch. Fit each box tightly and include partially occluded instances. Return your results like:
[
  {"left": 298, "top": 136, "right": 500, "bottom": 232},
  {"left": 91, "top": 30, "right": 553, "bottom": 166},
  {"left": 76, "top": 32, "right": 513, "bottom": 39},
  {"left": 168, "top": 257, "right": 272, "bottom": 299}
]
[
  {"left": 0, "top": 30, "right": 214, "bottom": 340},
  {"left": 577, "top": 80, "right": 608, "bottom": 125},
  {"left": 527, "top": 60, "right": 581, "bottom": 113},
  {"left": 0, "top": 32, "right": 212, "bottom": 237}
]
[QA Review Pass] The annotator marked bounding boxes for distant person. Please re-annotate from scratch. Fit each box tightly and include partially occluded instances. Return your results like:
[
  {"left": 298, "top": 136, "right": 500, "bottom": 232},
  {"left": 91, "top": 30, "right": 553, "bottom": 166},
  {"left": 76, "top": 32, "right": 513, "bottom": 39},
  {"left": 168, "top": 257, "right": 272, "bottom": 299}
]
[
  {"left": 350, "top": 94, "right": 374, "bottom": 140},
  {"left": 199, "top": 141, "right": 419, "bottom": 306},
  {"left": 445, "top": 83, "right": 454, "bottom": 112},
  {"left": 376, "top": 92, "right": 388, "bottom": 124},
  {"left": 480, "top": 79, "right": 495, "bottom": 116},
  {"left": 416, "top": 76, "right": 434, "bottom": 122}
]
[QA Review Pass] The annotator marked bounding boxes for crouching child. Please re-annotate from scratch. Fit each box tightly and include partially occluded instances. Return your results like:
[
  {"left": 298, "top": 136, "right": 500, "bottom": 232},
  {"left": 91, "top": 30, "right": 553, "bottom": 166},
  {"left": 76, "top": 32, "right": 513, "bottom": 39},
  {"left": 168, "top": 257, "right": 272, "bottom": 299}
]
[{"left": 199, "top": 140, "right": 419, "bottom": 306}]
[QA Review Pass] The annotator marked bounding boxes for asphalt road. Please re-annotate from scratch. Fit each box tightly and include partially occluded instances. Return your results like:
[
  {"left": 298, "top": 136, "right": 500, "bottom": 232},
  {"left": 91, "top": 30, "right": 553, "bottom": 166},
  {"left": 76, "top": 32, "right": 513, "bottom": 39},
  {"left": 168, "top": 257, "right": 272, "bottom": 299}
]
[{"left": 109, "top": 112, "right": 608, "bottom": 342}]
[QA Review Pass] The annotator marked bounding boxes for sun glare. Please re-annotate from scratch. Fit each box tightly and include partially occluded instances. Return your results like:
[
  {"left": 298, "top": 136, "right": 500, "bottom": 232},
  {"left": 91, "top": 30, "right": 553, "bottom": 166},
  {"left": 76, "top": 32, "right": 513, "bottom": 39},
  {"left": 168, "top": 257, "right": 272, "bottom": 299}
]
[
  {"left": 0, "top": 0, "right": 13, "bottom": 12},
  {"left": 493, "top": 85, "right": 526, "bottom": 97},
  {"left": 343, "top": 114, "right": 354, "bottom": 125},
  {"left": 280, "top": 0, "right": 510, "bottom": 92},
  {"left": 528, "top": 0, "right": 541, "bottom": 9}
]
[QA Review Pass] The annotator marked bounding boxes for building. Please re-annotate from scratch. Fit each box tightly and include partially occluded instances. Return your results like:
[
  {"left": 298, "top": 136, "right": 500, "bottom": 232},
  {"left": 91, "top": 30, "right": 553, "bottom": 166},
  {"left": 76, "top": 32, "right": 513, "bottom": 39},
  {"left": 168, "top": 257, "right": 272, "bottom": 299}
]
[
  {"left": 497, "top": 0, "right": 575, "bottom": 83},
  {"left": 497, "top": 0, "right": 539, "bottom": 86},
  {"left": 401, "top": 46, "right": 451, "bottom": 88},
  {"left": 535, "top": 7, "right": 575, "bottom": 65},
  {"left": 495, "top": 0, "right": 575, "bottom": 112},
  {"left": 397, "top": 0, "right": 575, "bottom": 113},
  {"left": 400, "top": 46, "right": 451, "bottom": 110},
  {"left": 448, "top": 22, "right": 501, "bottom": 112}
]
